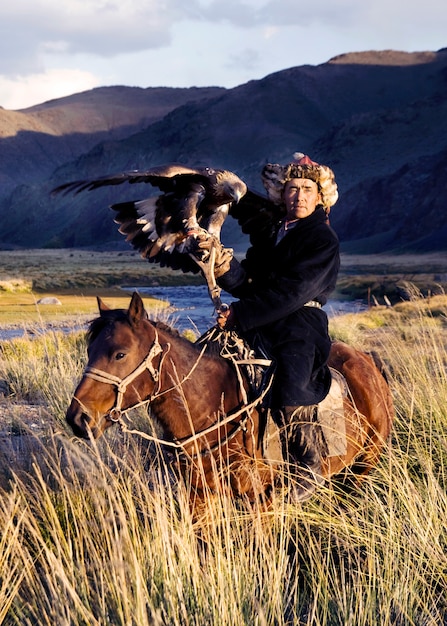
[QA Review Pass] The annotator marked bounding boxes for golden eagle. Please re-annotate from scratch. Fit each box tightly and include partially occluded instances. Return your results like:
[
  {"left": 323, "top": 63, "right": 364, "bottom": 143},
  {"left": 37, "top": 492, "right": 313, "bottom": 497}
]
[
  {"left": 53, "top": 163, "right": 283, "bottom": 309},
  {"left": 53, "top": 163, "right": 288, "bottom": 310}
]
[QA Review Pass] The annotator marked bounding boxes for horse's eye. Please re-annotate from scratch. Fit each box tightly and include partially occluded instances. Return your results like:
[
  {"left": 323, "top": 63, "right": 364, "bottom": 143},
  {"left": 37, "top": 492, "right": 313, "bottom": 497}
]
[{"left": 115, "top": 352, "right": 126, "bottom": 361}]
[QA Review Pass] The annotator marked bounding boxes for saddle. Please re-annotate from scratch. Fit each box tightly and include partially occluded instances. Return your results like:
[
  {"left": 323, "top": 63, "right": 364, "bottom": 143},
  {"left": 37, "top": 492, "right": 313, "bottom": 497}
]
[{"left": 263, "top": 368, "right": 348, "bottom": 464}]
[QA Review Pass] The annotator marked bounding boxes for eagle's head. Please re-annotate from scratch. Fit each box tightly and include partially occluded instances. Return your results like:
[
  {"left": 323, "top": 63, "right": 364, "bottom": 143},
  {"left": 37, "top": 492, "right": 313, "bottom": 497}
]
[{"left": 214, "top": 170, "right": 247, "bottom": 204}]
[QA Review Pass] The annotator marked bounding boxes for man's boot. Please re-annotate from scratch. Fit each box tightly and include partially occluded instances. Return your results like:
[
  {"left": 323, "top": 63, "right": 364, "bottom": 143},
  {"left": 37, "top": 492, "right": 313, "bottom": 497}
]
[{"left": 273, "top": 405, "right": 326, "bottom": 502}]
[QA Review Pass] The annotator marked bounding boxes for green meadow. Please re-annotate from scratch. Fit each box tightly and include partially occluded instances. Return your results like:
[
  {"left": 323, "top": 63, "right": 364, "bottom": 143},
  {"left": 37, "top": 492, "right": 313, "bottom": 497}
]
[{"left": 0, "top": 249, "right": 446, "bottom": 624}]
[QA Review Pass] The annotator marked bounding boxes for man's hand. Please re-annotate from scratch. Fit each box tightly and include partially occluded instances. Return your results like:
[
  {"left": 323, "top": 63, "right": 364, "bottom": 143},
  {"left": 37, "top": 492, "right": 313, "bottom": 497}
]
[{"left": 216, "top": 303, "right": 236, "bottom": 329}]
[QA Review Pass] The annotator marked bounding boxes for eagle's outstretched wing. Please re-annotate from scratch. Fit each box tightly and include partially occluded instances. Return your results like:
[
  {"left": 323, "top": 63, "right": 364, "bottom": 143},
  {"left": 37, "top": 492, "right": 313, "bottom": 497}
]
[
  {"left": 228, "top": 188, "right": 285, "bottom": 245},
  {"left": 111, "top": 196, "right": 203, "bottom": 274},
  {"left": 53, "top": 163, "right": 247, "bottom": 268},
  {"left": 53, "top": 164, "right": 206, "bottom": 195}
]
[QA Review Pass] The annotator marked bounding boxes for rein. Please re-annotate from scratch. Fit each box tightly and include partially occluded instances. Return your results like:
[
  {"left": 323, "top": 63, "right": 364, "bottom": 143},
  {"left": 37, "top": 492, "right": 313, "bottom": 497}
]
[{"left": 116, "top": 384, "right": 272, "bottom": 459}]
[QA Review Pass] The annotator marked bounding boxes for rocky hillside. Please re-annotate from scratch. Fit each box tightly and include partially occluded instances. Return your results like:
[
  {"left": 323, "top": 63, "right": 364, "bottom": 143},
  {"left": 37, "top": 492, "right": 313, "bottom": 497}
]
[
  {"left": 0, "top": 49, "right": 446, "bottom": 252},
  {"left": 0, "top": 85, "right": 224, "bottom": 198}
]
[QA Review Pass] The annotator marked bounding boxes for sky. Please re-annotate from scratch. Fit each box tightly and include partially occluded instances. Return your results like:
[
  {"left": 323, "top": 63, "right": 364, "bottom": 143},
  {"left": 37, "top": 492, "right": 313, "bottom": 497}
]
[{"left": 1, "top": 0, "right": 446, "bottom": 111}]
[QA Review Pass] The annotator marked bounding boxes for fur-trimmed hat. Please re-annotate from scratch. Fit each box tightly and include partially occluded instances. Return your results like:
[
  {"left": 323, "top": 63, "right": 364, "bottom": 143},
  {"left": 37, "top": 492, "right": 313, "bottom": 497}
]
[{"left": 261, "top": 152, "right": 339, "bottom": 212}]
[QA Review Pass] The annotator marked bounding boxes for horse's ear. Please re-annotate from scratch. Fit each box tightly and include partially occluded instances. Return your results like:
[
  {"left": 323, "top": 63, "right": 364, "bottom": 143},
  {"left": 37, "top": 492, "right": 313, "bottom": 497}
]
[
  {"left": 97, "top": 297, "right": 110, "bottom": 314},
  {"left": 128, "top": 292, "right": 146, "bottom": 325}
]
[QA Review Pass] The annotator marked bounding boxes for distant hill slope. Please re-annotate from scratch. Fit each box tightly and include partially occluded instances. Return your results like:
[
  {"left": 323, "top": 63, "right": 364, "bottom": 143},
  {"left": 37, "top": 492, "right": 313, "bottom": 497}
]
[
  {"left": 0, "top": 49, "right": 446, "bottom": 252},
  {"left": 0, "top": 85, "right": 224, "bottom": 194}
]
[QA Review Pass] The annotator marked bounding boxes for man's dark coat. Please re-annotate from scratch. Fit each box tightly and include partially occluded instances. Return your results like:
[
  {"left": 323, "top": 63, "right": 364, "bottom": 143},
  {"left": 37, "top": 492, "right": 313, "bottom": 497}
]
[{"left": 222, "top": 206, "right": 340, "bottom": 407}]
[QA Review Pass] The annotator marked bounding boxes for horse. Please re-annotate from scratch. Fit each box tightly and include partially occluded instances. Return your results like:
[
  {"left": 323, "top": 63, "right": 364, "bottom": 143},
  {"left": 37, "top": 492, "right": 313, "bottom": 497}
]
[{"left": 66, "top": 292, "right": 394, "bottom": 510}]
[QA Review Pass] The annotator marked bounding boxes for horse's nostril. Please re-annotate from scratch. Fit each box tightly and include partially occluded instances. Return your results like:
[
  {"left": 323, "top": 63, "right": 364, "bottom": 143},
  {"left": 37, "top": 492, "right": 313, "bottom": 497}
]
[{"left": 66, "top": 408, "right": 92, "bottom": 439}]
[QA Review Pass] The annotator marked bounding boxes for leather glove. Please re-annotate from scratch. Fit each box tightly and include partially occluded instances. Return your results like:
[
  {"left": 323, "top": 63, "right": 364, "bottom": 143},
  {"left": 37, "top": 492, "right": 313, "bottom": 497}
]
[{"left": 192, "top": 233, "right": 234, "bottom": 278}]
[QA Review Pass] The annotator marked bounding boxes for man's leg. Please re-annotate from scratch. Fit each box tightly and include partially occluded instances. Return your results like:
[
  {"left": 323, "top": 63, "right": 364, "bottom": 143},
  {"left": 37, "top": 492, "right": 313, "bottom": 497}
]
[{"left": 273, "top": 405, "right": 326, "bottom": 502}]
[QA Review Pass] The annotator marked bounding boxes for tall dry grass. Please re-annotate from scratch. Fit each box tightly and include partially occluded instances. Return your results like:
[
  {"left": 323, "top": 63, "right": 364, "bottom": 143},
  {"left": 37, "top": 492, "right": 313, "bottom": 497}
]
[{"left": 0, "top": 300, "right": 446, "bottom": 625}]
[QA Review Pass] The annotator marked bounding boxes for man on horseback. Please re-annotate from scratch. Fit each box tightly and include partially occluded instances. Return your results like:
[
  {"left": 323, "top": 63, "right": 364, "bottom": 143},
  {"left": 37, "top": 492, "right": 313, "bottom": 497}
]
[{"left": 200, "top": 153, "right": 340, "bottom": 501}]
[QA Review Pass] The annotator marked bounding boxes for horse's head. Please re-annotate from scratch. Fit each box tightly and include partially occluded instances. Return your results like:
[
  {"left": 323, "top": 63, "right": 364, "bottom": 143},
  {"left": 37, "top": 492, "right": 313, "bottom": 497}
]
[{"left": 66, "top": 292, "right": 161, "bottom": 439}]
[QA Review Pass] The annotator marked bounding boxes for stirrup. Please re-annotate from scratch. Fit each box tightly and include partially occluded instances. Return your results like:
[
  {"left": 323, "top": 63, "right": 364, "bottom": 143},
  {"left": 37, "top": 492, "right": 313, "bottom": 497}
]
[{"left": 288, "top": 464, "right": 325, "bottom": 503}]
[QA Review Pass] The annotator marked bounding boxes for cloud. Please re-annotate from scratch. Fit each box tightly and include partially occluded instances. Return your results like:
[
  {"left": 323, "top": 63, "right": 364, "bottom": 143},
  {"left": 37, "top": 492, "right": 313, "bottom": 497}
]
[
  {"left": 225, "top": 48, "right": 261, "bottom": 73},
  {"left": 0, "top": 0, "right": 196, "bottom": 75},
  {"left": 0, "top": 69, "right": 98, "bottom": 110},
  {"left": 2, "top": 0, "right": 446, "bottom": 77},
  {"left": 1, "top": 0, "right": 446, "bottom": 109},
  {"left": 254, "top": 0, "right": 362, "bottom": 26}
]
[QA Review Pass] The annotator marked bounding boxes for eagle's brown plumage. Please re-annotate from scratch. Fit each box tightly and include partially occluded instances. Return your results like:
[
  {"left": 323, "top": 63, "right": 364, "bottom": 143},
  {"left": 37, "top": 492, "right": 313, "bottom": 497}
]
[
  {"left": 53, "top": 164, "right": 248, "bottom": 269},
  {"left": 55, "top": 163, "right": 287, "bottom": 308}
]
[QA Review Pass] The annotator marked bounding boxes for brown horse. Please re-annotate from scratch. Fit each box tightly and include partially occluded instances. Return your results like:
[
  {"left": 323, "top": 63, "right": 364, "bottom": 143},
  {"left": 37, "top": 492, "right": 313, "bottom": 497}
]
[{"left": 66, "top": 292, "right": 394, "bottom": 508}]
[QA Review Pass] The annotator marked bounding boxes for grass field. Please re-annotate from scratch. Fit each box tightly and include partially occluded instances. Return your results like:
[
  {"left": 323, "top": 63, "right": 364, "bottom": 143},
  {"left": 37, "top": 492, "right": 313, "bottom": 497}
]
[
  {"left": 0, "top": 248, "right": 202, "bottom": 328},
  {"left": 0, "top": 250, "right": 446, "bottom": 624}
]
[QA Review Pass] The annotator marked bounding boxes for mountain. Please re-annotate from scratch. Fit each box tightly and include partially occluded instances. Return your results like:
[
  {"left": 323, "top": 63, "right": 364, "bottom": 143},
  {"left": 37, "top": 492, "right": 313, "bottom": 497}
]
[
  {"left": 0, "top": 85, "right": 224, "bottom": 200},
  {"left": 0, "top": 49, "right": 446, "bottom": 252}
]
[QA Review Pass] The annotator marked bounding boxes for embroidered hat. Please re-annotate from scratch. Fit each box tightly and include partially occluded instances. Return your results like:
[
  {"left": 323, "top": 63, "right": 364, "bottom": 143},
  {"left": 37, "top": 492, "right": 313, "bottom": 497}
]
[{"left": 261, "top": 152, "right": 339, "bottom": 211}]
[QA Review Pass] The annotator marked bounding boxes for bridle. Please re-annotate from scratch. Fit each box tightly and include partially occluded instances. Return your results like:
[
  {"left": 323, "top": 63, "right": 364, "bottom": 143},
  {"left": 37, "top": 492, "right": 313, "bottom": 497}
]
[
  {"left": 80, "top": 329, "right": 164, "bottom": 422},
  {"left": 76, "top": 327, "right": 273, "bottom": 460}
]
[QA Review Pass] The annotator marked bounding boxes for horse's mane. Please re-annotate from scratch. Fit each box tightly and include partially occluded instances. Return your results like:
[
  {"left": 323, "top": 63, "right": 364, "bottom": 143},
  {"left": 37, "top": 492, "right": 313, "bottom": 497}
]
[
  {"left": 87, "top": 309, "right": 131, "bottom": 344},
  {"left": 151, "top": 319, "right": 218, "bottom": 358},
  {"left": 86, "top": 310, "right": 216, "bottom": 358},
  {"left": 151, "top": 320, "right": 182, "bottom": 338}
]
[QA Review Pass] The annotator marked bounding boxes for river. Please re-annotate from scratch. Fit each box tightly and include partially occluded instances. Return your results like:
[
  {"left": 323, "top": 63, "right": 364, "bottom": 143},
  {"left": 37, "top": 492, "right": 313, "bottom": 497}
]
[
  {"left": 0, "top": 285, "right": 366, "bottom": 341},
  {"left": 124, "top": 285, "right": 367, "bottom": 334}
]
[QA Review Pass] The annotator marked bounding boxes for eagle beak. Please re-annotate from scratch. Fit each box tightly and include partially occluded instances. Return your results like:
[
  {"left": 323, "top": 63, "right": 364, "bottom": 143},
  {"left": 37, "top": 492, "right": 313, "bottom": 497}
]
[{"left": 232, "top": 186, "right": 246, "bottom": 203}]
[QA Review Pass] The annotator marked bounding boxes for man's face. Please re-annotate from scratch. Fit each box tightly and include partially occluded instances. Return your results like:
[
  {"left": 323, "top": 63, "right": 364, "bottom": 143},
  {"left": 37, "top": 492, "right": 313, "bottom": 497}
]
[{"left": 283, "top": 178, "right": 321, "bottom": 220}]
